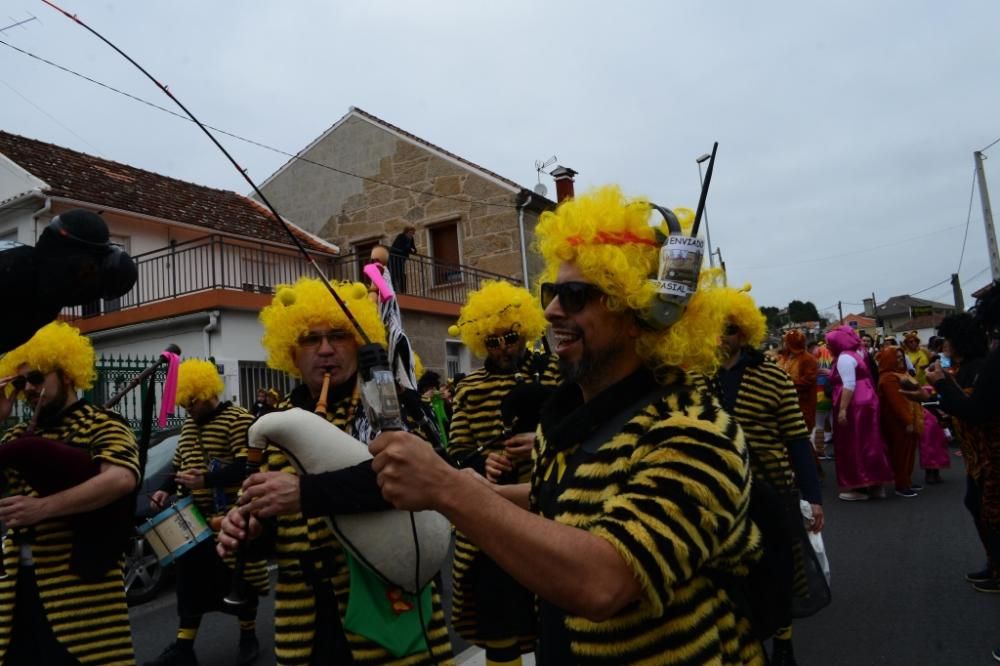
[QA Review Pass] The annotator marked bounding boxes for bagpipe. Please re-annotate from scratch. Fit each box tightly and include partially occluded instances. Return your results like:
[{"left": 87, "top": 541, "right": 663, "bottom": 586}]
[
  {"left": 227, "top": 377, "right": 450, "bottom": 598},
  {"left": 0, "top": 345, "right": 180, "bottom": 580}
]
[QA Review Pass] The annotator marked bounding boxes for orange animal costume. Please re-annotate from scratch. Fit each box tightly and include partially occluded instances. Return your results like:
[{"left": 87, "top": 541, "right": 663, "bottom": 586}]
[
  {"left": 777, "top": 329, "right": 819, "bottom": 430},
  {"left": 876, "top": 346, "right": 924, "bottom": 492}
]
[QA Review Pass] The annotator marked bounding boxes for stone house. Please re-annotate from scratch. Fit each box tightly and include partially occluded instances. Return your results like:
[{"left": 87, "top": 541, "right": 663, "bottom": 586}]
[{"left": 256, "top": 107, "right": 558, "bottom": 376}]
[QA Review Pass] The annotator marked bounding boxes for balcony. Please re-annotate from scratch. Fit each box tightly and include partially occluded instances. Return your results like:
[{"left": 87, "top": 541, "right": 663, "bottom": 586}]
[{"left": 61, "top": 235, "right": 518, "bottom": 322}]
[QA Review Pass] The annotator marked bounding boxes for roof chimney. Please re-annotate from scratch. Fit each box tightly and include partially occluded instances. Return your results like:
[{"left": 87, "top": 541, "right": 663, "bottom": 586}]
[
  {"left": 863, "top": 298, "right": 875, "bottom": 317},
  {"left": 550, "top": 165, "right": 577, "bottom": 203}
]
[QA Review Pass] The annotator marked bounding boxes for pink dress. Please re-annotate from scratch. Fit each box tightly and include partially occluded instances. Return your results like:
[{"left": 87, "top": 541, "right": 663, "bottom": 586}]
[
  {"left": 830, "top": 346, "right": 894, "bottom": 489},
  {"left": 919, "top": 409, "right": 951, "bottom": 470}
]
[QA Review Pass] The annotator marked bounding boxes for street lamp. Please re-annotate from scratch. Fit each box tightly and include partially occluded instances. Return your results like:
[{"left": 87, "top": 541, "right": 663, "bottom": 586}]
[{"left": 696, "top": 152, "right": 715, "bottom": 268}]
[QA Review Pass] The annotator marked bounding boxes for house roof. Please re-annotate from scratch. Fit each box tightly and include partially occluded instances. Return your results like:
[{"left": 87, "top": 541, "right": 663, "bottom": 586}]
[
  {"left": 260, "top": 106, "right": 555, "bottom": 206},
  {"left": 0, "top": 131, "right": 337, "bottom": 254},
  {"left": 827, "top": 313, "right": 876, "bottom": 332},
  {"left": 894, "top": 313, "right": 946, "bottom": 333},
  {"left": 876, "top": 294, "right": 955, "bottom": 317}
]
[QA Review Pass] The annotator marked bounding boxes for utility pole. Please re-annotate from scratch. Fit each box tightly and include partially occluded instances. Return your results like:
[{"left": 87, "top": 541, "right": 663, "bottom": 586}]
[
  {"left": 838, "top": 301, "right": 844, "bottom": 326},
  {"left": 952, "top": 273, "right": 966, "bottom": 312},
  {"left": 974, "top": 151, "right": 1000, "bottom": 281}
]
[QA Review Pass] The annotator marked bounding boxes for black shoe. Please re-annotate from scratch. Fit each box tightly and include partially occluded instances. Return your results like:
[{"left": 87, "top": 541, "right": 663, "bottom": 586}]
[
  {"left": 236, "top": 635, "right": 260, "bottom": 666},
  {"left": 144, "top": 642, "right": 200, "bottom": 666},
  {"left": 770, "top": 638, "right": 798, "bottom": 666},
  {"left": 966, "top": 567, "right": 993, "bottom": 583},
  {"left": 974, "top": 579, "right": 1000, "bottom": 594}
]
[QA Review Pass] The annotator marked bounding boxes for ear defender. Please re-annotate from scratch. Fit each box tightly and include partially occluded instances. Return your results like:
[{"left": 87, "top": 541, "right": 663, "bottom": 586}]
[{"left": 641, "top": 204, "right": 705, "bottom": 330}]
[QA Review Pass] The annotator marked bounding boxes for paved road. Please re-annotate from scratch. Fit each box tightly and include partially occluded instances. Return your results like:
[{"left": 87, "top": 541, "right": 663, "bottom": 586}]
[
  {"left": 129, "top": 456, "right": 998, "bottom": 665},
  {"left": 794, "top": 458, "right": 997, "bottom": 665}
]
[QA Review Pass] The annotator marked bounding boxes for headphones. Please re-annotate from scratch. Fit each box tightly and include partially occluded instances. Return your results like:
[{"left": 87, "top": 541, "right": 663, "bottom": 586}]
[
  {"left": 46, "top": 214, "right": 137, "bottom": 299},
  {"left": 641, "top": 203, "right": 705, "bottom": 330}
]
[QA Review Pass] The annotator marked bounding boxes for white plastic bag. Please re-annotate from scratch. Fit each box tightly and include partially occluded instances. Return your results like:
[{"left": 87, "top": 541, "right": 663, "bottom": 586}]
[{"left": 800, "top": 500, "right": 831, "bottom": 585}]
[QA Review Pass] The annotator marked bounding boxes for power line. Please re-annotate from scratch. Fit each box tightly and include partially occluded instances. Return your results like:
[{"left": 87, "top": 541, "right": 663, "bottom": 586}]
[
  {"left": 957, "top": 168, "right": 977, "bottom": 273},
  {"left": 911, "top": 277, "right": 951, "bottom": 296},
  {"left": 982, "top": 135, "right": 1000, "bottom": 153},
  {"left": 0, "top": 38, "right": 527, "bottom": 210},
  {"left": 740, "top": 223, "right": 966, "bottom": 271},
  {"left": 0, "top": 77, "right": 101, "bottom": 154}
]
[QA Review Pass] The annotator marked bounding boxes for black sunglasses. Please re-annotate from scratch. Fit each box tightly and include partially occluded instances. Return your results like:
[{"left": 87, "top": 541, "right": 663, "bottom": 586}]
[
  {"left": 540, "top": 282, "right": 603, "bottom": 314},
  {"left": 484, "top": 329, "right": 520, "bottom": 350},
  {"left": 12, "top": 370, "right": 47, "bottom": 392},
  {"left": 298, "top": 330, "right": 353, "bottom": 349}
]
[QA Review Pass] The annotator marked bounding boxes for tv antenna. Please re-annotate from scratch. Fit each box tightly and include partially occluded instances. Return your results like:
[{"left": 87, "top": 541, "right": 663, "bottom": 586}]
[
  {"left": 534, "top": 155, "right": 557, "bottom": 197},
  {"left": 1, "top": 13, "right": 39, "bottom": 33}
]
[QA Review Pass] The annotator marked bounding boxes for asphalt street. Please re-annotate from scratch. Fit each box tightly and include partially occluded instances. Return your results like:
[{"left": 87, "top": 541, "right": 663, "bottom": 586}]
[{"left": 128, "top": 455, "right": 998, "bottom": 665}]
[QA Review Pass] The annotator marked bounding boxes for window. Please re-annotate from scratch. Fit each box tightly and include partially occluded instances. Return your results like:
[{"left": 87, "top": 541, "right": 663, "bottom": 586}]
[
  {"left": 445, "top": 340, "right": 471, "bottom": 379},
  {"left": 237, "top": 361, "right": 296, "bottom": 409},
  {"left": 429, "top": 222, "right": 460, "bottom": 286},
  {"left": 354, "top": 238, "right": 382, "bottom": 282}
]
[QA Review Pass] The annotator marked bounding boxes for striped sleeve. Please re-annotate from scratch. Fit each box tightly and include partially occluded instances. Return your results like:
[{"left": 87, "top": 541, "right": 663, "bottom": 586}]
[
  {"left": 88, "top": 410, "right": 141, "bottom": 480},
  {"left": 226, "top": 406, "right": 254, "bottom": 459},
  {"left": 771, "top": 367, "right": 810, "bottom": 442},
  {"left": 588, "top": 412, "right": 751, "bottom": 616}
]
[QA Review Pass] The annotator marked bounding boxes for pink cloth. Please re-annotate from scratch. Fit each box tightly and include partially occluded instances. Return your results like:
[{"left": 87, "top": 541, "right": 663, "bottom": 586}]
[
  {"left": 919, "top": 409, "right": 951, "bottom": 470},
  {"left": 831, "top": 347, "right": 894, "bottom": 489},
  {"left": 158, "top": 351, "right": 181, "bottom": 428}
]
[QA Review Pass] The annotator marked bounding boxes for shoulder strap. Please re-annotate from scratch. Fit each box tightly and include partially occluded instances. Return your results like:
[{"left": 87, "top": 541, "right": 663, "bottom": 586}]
[{"left": 577, "top": 386, "right": 669, "bottom": 455}]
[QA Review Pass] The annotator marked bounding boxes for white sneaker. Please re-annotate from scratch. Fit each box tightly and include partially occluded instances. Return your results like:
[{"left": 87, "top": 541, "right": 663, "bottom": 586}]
[{"left": 838, "top": 491, "right": 869, "bottom": 502}]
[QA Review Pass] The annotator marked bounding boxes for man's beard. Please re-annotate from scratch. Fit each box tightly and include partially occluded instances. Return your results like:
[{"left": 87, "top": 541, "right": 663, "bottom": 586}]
[
  {"left": 558, "top": 342, "right": 625, "bottom": 389},
  {"left": 34, "top": 382, "right": 69, "bottom": 428}
]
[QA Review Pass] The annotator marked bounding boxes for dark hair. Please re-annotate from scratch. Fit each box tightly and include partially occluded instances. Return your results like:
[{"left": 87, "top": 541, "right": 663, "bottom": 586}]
[
  {"left": 971, "top": 280, "right": 1000, "bottom": 337},
  {"left": 417, "top": 370, "right": 441, "bottom": 394},
  {"left": 937, "top": 313, "right": 988, "bottom": 360}
]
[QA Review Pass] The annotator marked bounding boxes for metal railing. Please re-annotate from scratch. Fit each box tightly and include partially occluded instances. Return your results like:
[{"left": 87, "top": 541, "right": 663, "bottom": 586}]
[{"left": 61, "top": 235, "right": 519, "bottom": 319}]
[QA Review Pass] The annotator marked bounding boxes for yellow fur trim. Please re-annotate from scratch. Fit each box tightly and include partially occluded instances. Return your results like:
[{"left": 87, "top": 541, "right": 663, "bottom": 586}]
[
  {"left": 176, "top": 358, "right": 224, "bottom": 406},
  {"left": 413, "top": 351, "right": 425, "bottom": 380},
  {"left": 259, "top": 277, "right": 387, "bottom": 378},
  {"left": 452, "top": 280, "right": 548, "bottom": 359},
  {"left": 0, "top": 321, "right": 95, "bottom": 393},
  {"left": 535, "top": 185, "right": 728, "bottom": 374}
]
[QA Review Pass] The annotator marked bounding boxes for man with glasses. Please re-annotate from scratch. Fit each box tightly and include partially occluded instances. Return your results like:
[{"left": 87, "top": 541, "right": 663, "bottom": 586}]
[
  {"left": 446, "top": 280, "right": 559, "bottom": 666},
  {"left": 371, "top": 186, "right": 764, "bottom": 665},
  {"left": 710, "top": 288, "right": 824, "bottom": 666},
  {"left": 216, "top": 277, "right": 453, "bottom": 666},
  {"left": 0, "top": 321, "right": 139, "bottom": 665},
  {"left": 145, "top": 359, "right": 266, "bottom": 666}
]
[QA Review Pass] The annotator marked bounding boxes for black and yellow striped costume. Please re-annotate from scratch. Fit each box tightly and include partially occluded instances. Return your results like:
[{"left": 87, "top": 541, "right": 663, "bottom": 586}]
[
  {"left": 261, "top": 384, "right": 453, "bottom": 666},
  {"left": 715, "top": 350, "right": 818, "bottom": 612},
  {"left": 0, "top": 400, "right": 139, "bottom": 666},
  {"left": 170, "top": 402, "right": 269, "bottom": 609},
  {"left": 532, "top": 368, "right": 765, "bottom": 665},
  {"left": 448, "top": 352, "right": 560, "bottom": 654}
]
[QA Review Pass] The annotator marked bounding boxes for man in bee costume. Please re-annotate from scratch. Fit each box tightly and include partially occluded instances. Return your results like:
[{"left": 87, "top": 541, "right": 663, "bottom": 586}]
[
  {"left": 709, "top": 286, "right": 825, "bottom": 666},
  {"left": 371, "top": 186, "right": 765, "bottom": 665},
  {"left": 145, "top": 359, "right": 268, "bottom": 666},
  {"left": 216, "top": 278, "right": 453, "bottom": 666},
  {"left": 0, "top": 322, "right": 139, "bottom": 666},
  {"left": 447, "top": 280, "right": 560, "bottom": 666}
]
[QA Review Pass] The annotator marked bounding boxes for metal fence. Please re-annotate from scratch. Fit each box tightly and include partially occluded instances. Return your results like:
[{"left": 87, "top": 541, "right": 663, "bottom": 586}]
[{"left": 61, "top": 235, "right": 520, "bottom": 320}]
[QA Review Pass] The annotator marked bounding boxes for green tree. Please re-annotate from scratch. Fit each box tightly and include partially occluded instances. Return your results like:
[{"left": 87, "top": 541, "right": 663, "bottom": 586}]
[
  {"left": 760, "top": 305, "right": 782, "bottom": 329},
  {"left": 787, "top": 300, "right": 821, "bottom": 323}
]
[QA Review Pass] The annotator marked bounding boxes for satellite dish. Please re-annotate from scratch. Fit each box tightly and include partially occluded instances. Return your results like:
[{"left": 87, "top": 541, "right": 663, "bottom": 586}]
[{"left": 533, "top": 183, "right": 548, "bottom": 197}]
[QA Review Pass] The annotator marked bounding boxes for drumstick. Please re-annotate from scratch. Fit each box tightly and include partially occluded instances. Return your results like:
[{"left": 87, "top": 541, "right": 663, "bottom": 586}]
[{"left": 315, "top": 372, "right": 331, "bottom": 416}]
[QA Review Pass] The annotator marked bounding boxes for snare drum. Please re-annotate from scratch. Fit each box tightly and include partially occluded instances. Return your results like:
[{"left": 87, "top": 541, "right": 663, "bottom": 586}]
[{"left": 139, "top": 496, "right": 213, "bottom": 566}]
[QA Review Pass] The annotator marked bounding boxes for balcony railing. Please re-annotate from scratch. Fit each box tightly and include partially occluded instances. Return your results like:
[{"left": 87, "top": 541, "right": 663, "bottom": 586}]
[{"left": 61, "top": 235, "right": 518, "bottom": 320}]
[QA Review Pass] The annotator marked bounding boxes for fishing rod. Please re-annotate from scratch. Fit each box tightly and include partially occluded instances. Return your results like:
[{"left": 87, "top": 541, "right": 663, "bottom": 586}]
[{"left": 40, "top": 0, "right": 372, "bottom": 345}]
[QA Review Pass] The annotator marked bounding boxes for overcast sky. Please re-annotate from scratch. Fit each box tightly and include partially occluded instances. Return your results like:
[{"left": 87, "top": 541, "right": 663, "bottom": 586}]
[{"left": 2, "top": 1, "right": 998, "bottom": 318}]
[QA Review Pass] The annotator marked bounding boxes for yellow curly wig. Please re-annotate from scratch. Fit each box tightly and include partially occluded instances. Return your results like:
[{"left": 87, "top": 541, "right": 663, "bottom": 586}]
[
  {"left": 176, "top": 358, "right": 224, "bottom": 406},
  {"left": 259, "top": 277, "right": 387, "bottom": 378},
  {"left": 412, "top": 351, "right": 425, "bottom": 381},
  {"left": 448, "top": 280, "right": 549, "bottom": 359},
  {"left": 0, "top": 321, "right": 95, "bottom": 394},
  {"left": 712, "top": 283, "right": 767, "bottom": 349},
  {"left": 535, "top": 185, "right": 729, "bottom": 374}
]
